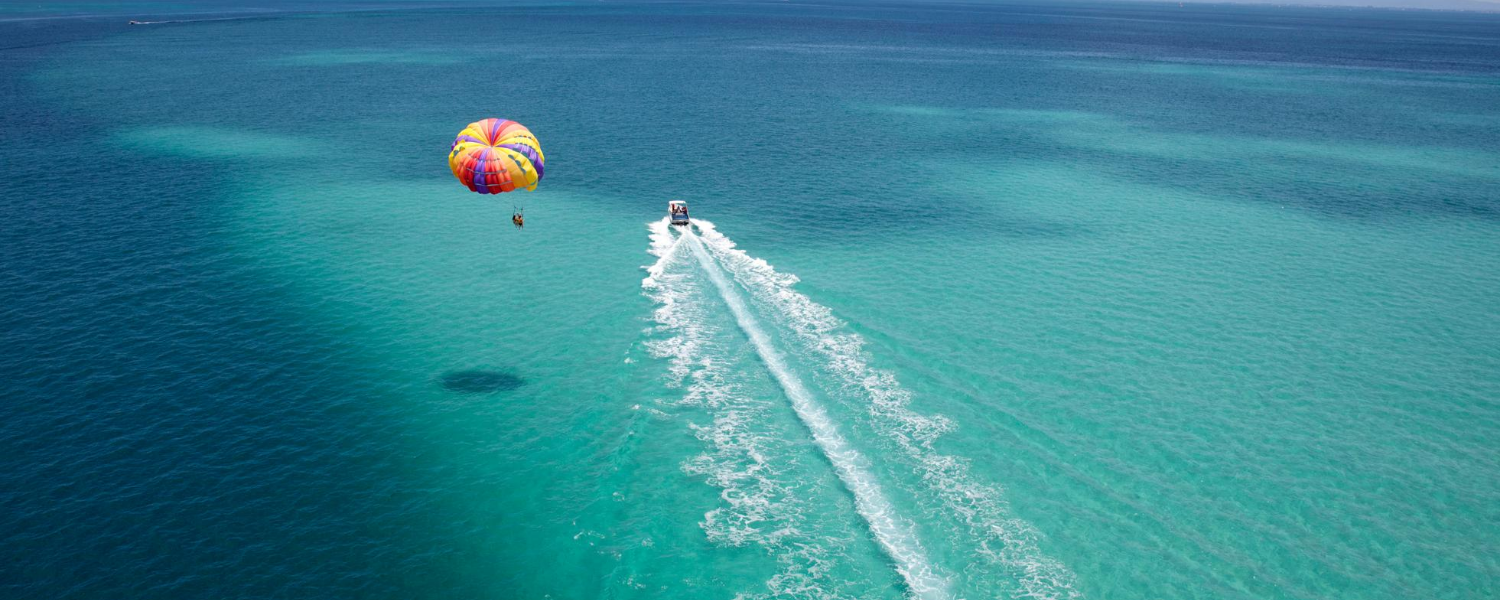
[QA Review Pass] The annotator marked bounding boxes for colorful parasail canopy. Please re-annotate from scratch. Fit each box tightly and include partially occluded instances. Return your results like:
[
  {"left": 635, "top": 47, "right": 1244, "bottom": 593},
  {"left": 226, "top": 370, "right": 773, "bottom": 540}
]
[{"left": 448, "top": 118, "right": 545, "bottom": 195}]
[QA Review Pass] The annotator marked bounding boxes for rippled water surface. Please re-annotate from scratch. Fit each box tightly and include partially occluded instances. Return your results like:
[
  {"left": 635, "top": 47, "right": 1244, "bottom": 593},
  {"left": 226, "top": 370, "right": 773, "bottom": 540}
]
[{"left": 3, "top": 2, "right": 1498, "bottom": 599}]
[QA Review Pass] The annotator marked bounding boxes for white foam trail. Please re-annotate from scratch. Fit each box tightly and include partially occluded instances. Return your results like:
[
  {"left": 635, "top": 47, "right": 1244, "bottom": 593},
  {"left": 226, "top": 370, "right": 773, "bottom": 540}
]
[
  {"left": 682, "top": 229, "right": 950, "bottom": 600},
  {"left": 644, "top": 219, "right": 844, "bottom": 599},
  {"left": 691, "top": 219, "right": 1079, "bottom": 600},
  {"left": 642, "top": 220, "right": 705, "bottom": 390}
]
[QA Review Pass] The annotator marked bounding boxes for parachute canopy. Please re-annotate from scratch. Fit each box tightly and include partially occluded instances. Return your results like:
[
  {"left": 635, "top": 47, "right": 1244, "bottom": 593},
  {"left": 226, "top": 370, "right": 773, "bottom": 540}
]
[{"left": 448, "top": 118, "right": 545, "bottom": 194}]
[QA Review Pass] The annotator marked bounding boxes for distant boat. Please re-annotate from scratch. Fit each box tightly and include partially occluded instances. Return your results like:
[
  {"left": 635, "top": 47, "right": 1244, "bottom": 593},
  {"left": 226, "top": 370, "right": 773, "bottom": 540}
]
[{"left": 668, "top": 200, "right": 690, "bottom": 226}]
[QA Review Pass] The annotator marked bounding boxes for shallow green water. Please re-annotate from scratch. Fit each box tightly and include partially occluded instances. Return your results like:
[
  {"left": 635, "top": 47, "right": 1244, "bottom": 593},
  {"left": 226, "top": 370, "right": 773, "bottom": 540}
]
[{"left": 3, "top": 2, "right": 1498, "bottom": 599}]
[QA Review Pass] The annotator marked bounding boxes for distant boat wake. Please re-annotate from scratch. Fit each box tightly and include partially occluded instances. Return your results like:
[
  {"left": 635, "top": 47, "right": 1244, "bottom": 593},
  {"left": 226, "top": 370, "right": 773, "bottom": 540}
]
[
  {"left": 127, "top": 16, "right": 260, "bottom": 25},
  {"left": 643, "top": 218, "right": 1079, "bottom": 599}
]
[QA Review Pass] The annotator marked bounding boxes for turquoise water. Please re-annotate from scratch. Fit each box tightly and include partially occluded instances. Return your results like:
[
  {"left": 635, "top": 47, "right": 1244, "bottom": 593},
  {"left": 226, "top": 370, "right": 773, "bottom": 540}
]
[{"left": 3, "top": 2, "right": 1499, "bottom": 599}]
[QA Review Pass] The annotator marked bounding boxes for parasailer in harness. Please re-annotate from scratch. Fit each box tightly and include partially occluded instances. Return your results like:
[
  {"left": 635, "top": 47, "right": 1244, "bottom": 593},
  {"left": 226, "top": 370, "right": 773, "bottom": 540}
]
[{"left": 448, "top": 118, "right": 545, "bottom": 228}]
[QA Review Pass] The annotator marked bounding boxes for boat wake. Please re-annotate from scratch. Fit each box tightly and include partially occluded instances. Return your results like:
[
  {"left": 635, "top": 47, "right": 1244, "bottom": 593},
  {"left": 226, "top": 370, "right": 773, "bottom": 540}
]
[
  {"left": 643, "top": 218, "right": 1077, "bottom": 599},
  {"left": 685, "top": 228, "right": 948, "bottom": 600},
  {"left": 689, "top": 220, "right": 1080, "bottom": 598},
  {"left": 644, "top": 222, "right": 848, "bottom": 599}
]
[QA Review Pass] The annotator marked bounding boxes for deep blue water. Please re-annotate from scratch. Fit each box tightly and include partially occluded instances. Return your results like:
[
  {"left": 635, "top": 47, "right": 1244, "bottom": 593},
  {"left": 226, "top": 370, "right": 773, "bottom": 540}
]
[{"left": 3, "top": 2, "right": 1498, "bottom": 599}]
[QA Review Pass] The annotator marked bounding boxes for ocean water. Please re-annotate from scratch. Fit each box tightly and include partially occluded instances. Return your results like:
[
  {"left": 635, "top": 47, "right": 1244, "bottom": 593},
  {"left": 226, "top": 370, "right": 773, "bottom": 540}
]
[{"left": 3, "top": 1, "right": 1498, "bottom": 599}]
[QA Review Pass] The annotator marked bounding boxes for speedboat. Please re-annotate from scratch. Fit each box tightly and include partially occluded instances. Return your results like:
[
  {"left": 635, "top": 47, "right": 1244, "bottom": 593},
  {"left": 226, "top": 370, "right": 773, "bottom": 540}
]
[{"left": 668, "top": 200, "right": 689, "bottom": 226}]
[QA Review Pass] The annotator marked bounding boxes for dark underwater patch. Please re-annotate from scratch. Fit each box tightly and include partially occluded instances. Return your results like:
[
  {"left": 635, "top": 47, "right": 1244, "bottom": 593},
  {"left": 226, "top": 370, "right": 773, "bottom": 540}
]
[{"left": 439, "top": 369, "right": 524, "bottom": 394}]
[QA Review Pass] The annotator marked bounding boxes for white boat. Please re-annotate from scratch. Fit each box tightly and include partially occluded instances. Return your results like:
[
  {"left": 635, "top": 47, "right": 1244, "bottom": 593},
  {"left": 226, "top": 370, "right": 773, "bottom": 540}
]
[{"left": 668, "top": 200, "right": 690, "bottom": 226}]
